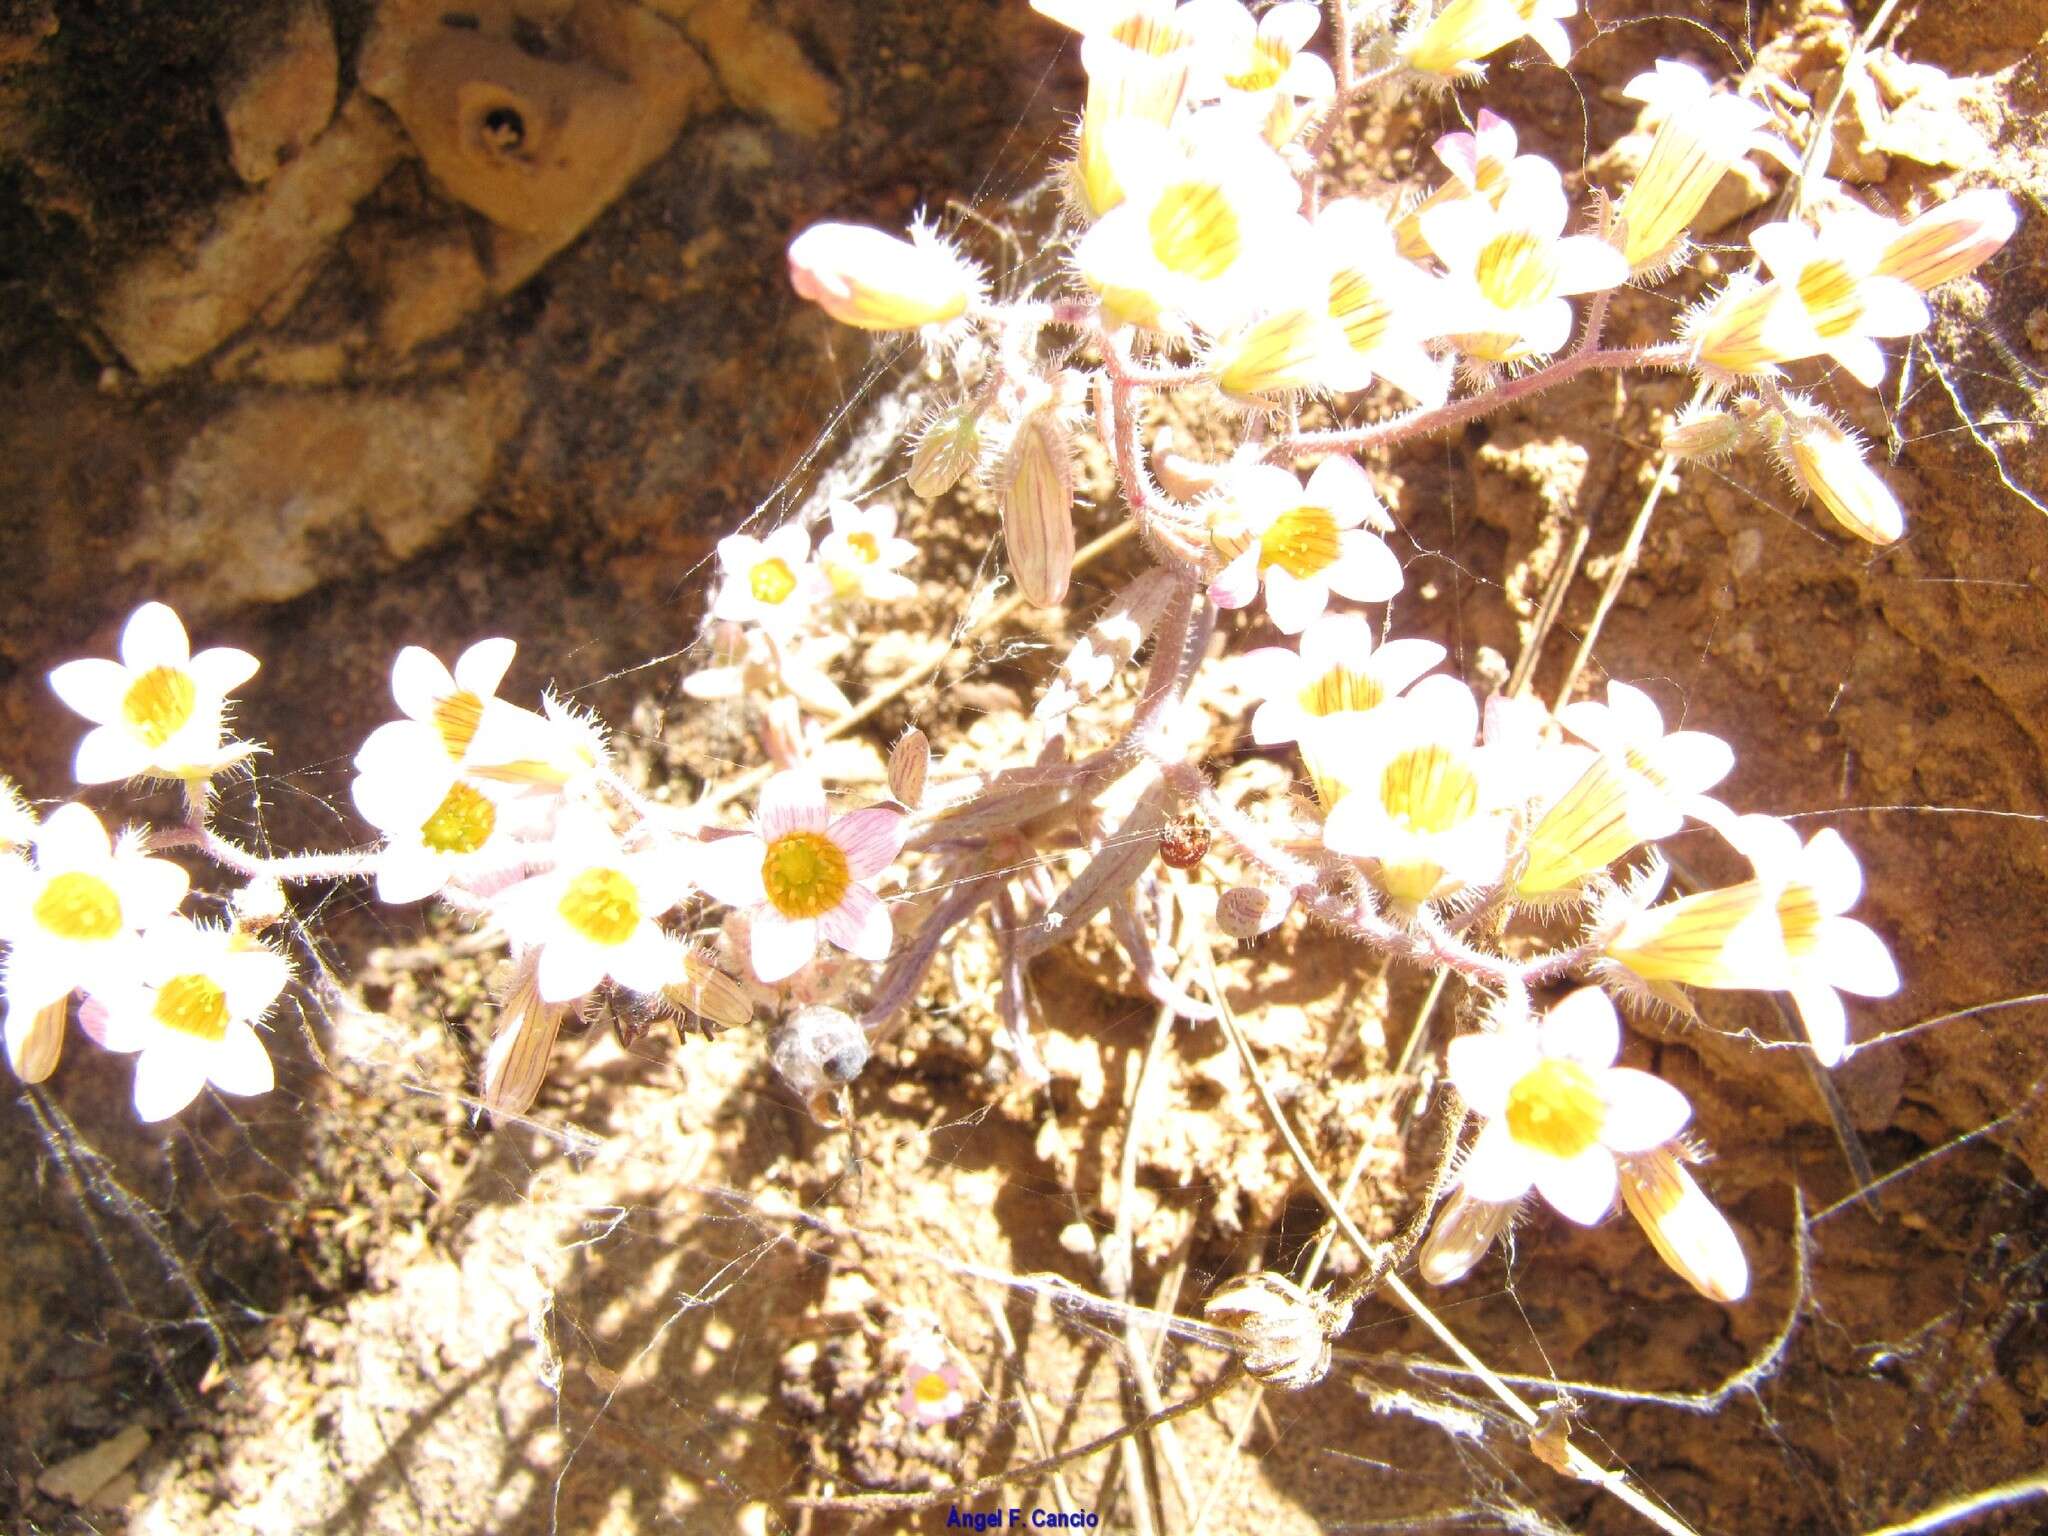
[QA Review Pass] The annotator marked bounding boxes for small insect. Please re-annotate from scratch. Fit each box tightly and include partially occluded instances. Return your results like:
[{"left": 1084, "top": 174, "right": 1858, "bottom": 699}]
[{"left": 1159, "top": 806, "right": 1212, "bottom": 871}]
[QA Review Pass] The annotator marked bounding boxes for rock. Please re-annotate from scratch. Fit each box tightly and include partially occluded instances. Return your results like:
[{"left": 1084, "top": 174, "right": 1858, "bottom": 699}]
[
  {"left": 37, "top": 1424, "right": 150, "bottom": 1506},
  {"left": 219, "top": 0, "right": 339, "bottom": 185},
  {"left": 639, "top": 0, "right": 842, "bottom": 138},
  {"left": 121, "top": 380, "right": 530, "bottom": 616},
  {"left": 95, "top": 93, "right": 408, "bottom": 379},
  {"left": 356, "top": 221, "right": 493, "bottom": 354}
]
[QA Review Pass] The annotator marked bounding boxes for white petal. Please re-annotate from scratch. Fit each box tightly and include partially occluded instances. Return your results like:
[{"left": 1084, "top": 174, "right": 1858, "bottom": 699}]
[
  {"left": 1369, "top": 638, "right": 1446, "bottom": 696},
  {"left": 759, "top": 772, "right": 830, "bottom": 842},
  {"left": 73, "top": 726, "right": 151, "bottom": 786},
  {"left": 1598, "top": 1067, "right": 1692, "bottom": 1152},
  {"left": 1832, "top": 335, "right": 1887, "bottom": 389},
  {"left": 1305, "top": 454, "right": 1379, "bottom": 528},
  {"left": 1747, "top": 221, "right": 1813, "bottom": 282},
  {"left": 830, "top": 808, "right": 908, "bottom": 880},
  {"left": 1237, "top": 644, "right": 1305, "bottom": 704},
  {"left": 750, "top": 909, "right": 817, "bottom": 983},
  {"left": 1798, "top": 828, "right": 1864, "bottom": 914},
  {"left": 1446, "top": 1028, "right": 1541, "bottom": 1119},
  {"left": 605, "top": 924, "right": 672, "bottom": 993},
  {"left": 1208, "top": 548, "right": 1262, "bottom": 610},
  {"left": 1539, "top": 986, "right": 1620, "bottom": 1068},
  {"left": 453, "top": 637, "right": 517, "bottom": 699},
  {"left": 536, "top": 938, "right": 606, "bottom": 1004},
  {"left": 1416, "top": 1187, "right": 1515, "bottom": 1285},
  {"left": 38, "top": 802, "right": 112, "bottom": 865},
  {"left": 209, "top": 1020, "right": 275, "bottom": 1097},
  {"left": 1533, "top": 1144, "right": 1618, "bottom": 1224},
  {"left": 133, "top": 1047, "right": 208, "bottom": 1121},
  {"left": 1249, "top": 697, "right": 1302, "bottom": 747},
  {"left": 1857, "top": 276, "right": 1930, "bottom": 338},
  {"left": 79, "top": 992, "right": 148, "bottom": 1052},
  {"left": 1791, "top": 980, "right": 1848, "bottom": 1066},
  {"left": 375, "top": 848, "right": 448, "bottom": 906},
  {"left": 113, "top": 856, "right": 189, "bottom": 926},
  {"left": 1553, "top": 235, "right": 1630, "bottom": 296},
  {"left": 391, "top": 646, "right": 459, "bottom": 721},
  {"left": 696, "top": 834, "right": 769, "bottom": 909},
  {"left": 1326, "top": 530, "right": 1404, "bottom": 602},
  {"left": 121, "top": 603, "right": 191, "bottom": 669},
  {"left": 1261, "top": 567, "right": 1327, "bottom": 634},
  {"left": 188, "top": 647, "right": 260, "bottom": 696},
  {"left": 1459, "top": 1119, "right": 1537, "bottom": 1204},
  {"left": 819, "top": 883, "right": 894, "bottom": 961},
  {"left": 47, "top": 658, "right": 132, "bottom": 724},
  {"left": 1815, "top": 917, "right": 1899, "bottom": 998}
]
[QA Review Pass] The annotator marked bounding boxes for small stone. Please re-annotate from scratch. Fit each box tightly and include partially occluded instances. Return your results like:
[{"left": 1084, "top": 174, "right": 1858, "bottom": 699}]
[
  {"left": 37, "top": 1424, "right": 150, "bottom": 1507},
  {"left": 220, "top": 0, "right": 339, "bottom": 185}
]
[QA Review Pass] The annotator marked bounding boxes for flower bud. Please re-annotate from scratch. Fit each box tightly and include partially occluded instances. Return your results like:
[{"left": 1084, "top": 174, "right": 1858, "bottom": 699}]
[
  {"left": 1216, "top": 884, "right": 1286, "bottom": 938},
  {"left": 888, "top": 727, "right": 930, "bottom": 809},
  {"left": 787, "top": 222, "right": 981, "bottom": 332},
  {"left": 1417, "top": 1186, "right": 1518, "bottom": 1286},
  {"left": 0, "top": 775, "right": 35, "bottom": 851},
  {"left": 481, "top": 960, "right": 567, "bottom": 1121},
  {"left": 907, "top": 402, "right": 983, "bottom": 498},
  {"left": 1203, "top": 1271, "right": 1349, "bottom": 1389},
  {"left": 8, "top": 997, "right": 67, "bottom": 1083},
  {"left": 1618, "top": 1146, "right": 1748, "bottom": 1302},
  {"left": 1877, "top": 188, "right": 2018, "bottom": 293},
  {"left": 660, "top": 949, "right": 754, "bottom": 1031},
  {"left": 1000, "top": 406, "right": 1077, "bottom": 608},
  {"left": 231, "top": 875, "right": 290, "bottom": 932},
  {"left": 1658, "top": 404, "right": 1747, "bottom": 462},
  {"left": 1777, "top": 409, "right": 1904, "bottom": 545}
]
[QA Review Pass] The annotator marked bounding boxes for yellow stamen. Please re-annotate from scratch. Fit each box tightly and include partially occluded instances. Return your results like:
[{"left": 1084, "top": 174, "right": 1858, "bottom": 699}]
[
  {"left": 1298, "top": 667, "right": 1387, "bottom": 718},
  {"left": 154, "top": 972, "right": 229, "bottom": 1042},
  {"left": 1258, "top": 506, "right": 1341, "bottom": 579},
  {"left": 845, "top": 531, "right": 880, "bottom": 564},
  {"left": 1505, "top": 1058, "right": 1606, "bottom": 1158},
  {"left": 1796, "top": 258, "right": 1862, "bottom": 338},
  {"left": 751, "top": 558, "right": 798, "bottom": 605},
  {"left": 34, "top": 871, "right": 123, "bottom": 941},
  {"left": 912, "top": 1371, "right": 951, "bottom": 1406},
  {"left": 419, "top": 781, "right": 497, "bottom": 855},
  {"left": 558, "top": 868, "right": 641, "bottom": 946},
  {"left": 761, "top": 830, "right": 851, "bottom": 920},
  {"left": 1475, "top": 230, "right": 1559, "bottom": 310},
  {"left": 122, "top": 666, "right": 198, "bottom": 748},
  {"left": 1224, "top": 36, "right": 1291, "bottom": 92},
  {"left": 1149, "top": 182, "right": 1241, "bottom": 280}
]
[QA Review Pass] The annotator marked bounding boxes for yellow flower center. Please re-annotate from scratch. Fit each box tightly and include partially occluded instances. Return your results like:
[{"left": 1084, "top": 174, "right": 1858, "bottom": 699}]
[
  {"left": 761, "top": 830, "right": 850, "bottom": 920},
  {"left": 1475, "top": 230, "right": 1560, "bottom": 310},
  {"left": 433, "top": 689, "right": 485, "bottom": 758},
  {"left": 1257, "top": 505, "right": 1341, "bottom": 579},
  {"left": 1149, "top": 181, "right": 1241, "bottom": 280},
  {"left": 912, "top": 1370, "right": 952, "bottom": 1406},
  {"left": 1796, "top": 258, "right": 1863, "bottom": 339},
  {"left": 558, "top": 868, "right": 641, "bottom": 946},
  {"left": 1380, "top": 745, "right": 1479, "bottom": 834},
  {"left": 1224, "top": 37, "right": 1291, "bottom": 91},
  {"left": 419, "top": 781, "right": 497, "bottom": 854},
  {"left": 1776, "top": 883, "right": 1823, "bottom": 959},
  {"left": 845, "top": 531, "right": 880, "bottom": 564},
  {"left": 751, "top": 557, "right": 798, "bottom": 605},
  {"left": 1505, "top": 1058, "right": 1607, "bottom": 1159},
  {"left": 122, "top": 666, "right": 198, "bottom": 748},
  {"left": 1298, "top": 666, "right": 1387, "bottom": 718},
  {"left": 154, "top": 972, "right": 230, "bottom": 1041},
  {"left": 1329, "top": 268, "right": 1394, "bottom": 353},
  {"left": 34, "top": 870, "right": 123, "bottom": 941}
]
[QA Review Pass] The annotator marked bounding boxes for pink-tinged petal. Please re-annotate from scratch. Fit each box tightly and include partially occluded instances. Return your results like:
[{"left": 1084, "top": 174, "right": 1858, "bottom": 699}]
[
  {"left": 1447, "top": 1028, "right": 1541, "bottom": 1120},
  {"left": 391, "top": 646, "right": 458, "bottom": 721},
  {"left": 121, "top": 602, "right": 191, "bottom": 669},
  {"left": 1539, "top": 986, "right": 1620, "bottom": 1069},
  {"left": 1797, "top": 828, "right": 1864, "bottom": 914},
  {"left": 1370, "top": 638, "right": 1446, "bottom": 696},
  {"left": 1208, "top": 548, "right": 1261, "bottom": 610},
  {"left": 453, "top": 637, "right": 517, "bottom": 699},
  {"left": 81, "top": 993, "right": 149, "bottom": 1052},
  {"left": 1261, "top": 567, "right": 1327, "bottom": 635},
  {"left": 209, "top": 1020, "right": 275, "bottom": 1097},
  {"left": 750, "top": 909, "right": 817, "bottom": 983},
  {"left": 696, "top": 834, "right": 769, "bottom": 909},
  {"left": 605, "top": 925, "right": 672, "bottom": 993},
  {"left": 133, "top": 1047, "right": 208, "bottom": 1121},
  {"left": 115, "top": 857, "right": 190, "bottom": 926},
  {"left": 1327, "top": 530, "right": 1403, "bottom": 603},
  {"left": 1791, "top": 980, "right": 1848, "bottom": 1066},
  {"left": 1815, "top": 917, "right": 1899, "bottom": 998},
  {"left": 1459, "top": 1119, "right": 1537, "bottom": 1204},
  {"left": 47, "top": 658, "right": 131, "bottom": 724},
  {"left": 1598, "top": 1067, "right": 1692, "bottom": 1152},
  {"left": 759, "top": 772, "right": 830, "bottom": 842},
  {"left": 1534, "top": 1145, "right": 1618, "bottom": 1225},
  {"left": 188, "top": 647, "right": 260, "bottom": 696},
  {"left": 38, "top": 802, "right": 113, "bottom": 865},
  {"left": 819, "top": 883, "right": 894, "bottom": 962},
  {"left": 73, "top": 726, "right": 150, "bottom": 786},
  {"left": 536, "top": 938, "right": 606, "bottom": 1004},
  {"left": 4, "top": 994, "right": 65, "bottom": 1080},
  {"left": 830, "top": 807, "right": 908, "bottom": 880}
]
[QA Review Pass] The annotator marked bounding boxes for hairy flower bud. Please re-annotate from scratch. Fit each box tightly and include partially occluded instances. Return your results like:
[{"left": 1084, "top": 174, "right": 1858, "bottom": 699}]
[
  {"left": 659, "top": 948, "right": 754, "bottom": 1031},
  {"left": 1216, "top": 884, "right": 1287, "bottom": 938},
  {"left": 787, "top": 222, "right": 981, "bottom": 331},
  {"left": 1203, "top": 1271, "right": 1349, "bottom": 1389},
  {"left": 1618, "top": 1146, "right": 1749, "bottom": 1302},
  {"left": 907, "top": 402, "right": 983, "bottom": 498},
  {"left": 1658, "top": 403, "right": 1747, "bottom": 462},
  {"left": 1773, "top": 404, "right": 1904, "bottom": 545},
  {"left": 481, "top": 959, "right": 568, "bottom": 1121},
  {"left": 1877, "top": 187, "right": 2018, "bottom": 293},
  {"left": 888, "top": 727, "right": 930, "bottom": 809},
  {"left": 1001, "top": 406, "right": 1077, "bottom": 608}
]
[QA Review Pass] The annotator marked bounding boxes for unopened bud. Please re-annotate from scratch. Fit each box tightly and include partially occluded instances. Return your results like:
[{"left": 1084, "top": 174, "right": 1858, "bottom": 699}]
[
  {"left": 888, "top": 727, "right": 930, "bottom": 808},
  {"left": 1877, "top": 188, "right": 2018, "bottom": 293},
  {"left": 787, "top": 222, "right": 981, "bottom": 332},
  {"left": 908, "top": 402, "right": 984, "bottom": 498},
  {"left": 1776, "top": 407, "right": 1904, "bottom": 545},
  {"left": 771, "top": 1005, "right": 871, "bottom": 1104},
  {"left": 481, "top": 960, "right": 567, "bottom": 1121},
  {"left": 1000, "top": 407, "right": 1076, "bottom": 608},
  {"left": 1203, "top": 1271, "right": 1348, "bottom": 1390},
  {"left": 7, "top": 997, "right": 66, "bottom": 1083},
  {"left": 1659, "top": 401, "right": 1752, "bottom": 462},
  {"left": 1618, "top": 1146, "right": 1749, "bottom": 1302},
  {"left": 1416, "top": 1186, "right": 1517, "bottom": 1286},
  {"left": 660, "top": 949, "right": 754, "bottom": 1031},
  {"left": 0, "top": 776, "right": 35, "bottom": 851}
]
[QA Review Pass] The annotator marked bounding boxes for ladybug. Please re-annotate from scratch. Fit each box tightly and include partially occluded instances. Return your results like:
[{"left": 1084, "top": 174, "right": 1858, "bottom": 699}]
[{"left": 1159, "top": 806, "right": 1212, "bottom": 871}]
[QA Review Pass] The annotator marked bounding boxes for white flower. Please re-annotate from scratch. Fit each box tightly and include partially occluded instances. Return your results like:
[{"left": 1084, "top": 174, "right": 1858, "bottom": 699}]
[
  {"left": 496, "top": 818, "right": 691, "bottom": 1004},
  {"left": 1207, "top": 456, "right": 1402, "bottom": 633},
  {"left": 711, "top": 526, "right": 829, "bottom": 635},
  {"left": 1395, "top": 109, "right": 1555, "bottom": 260},
  {"left": 787, "top": 221, "right": 983, "bottom": 332},
  {"left": 1036, "top": 0, "right": 1203, "bottom": 217},
  {"left": 82, "top": 918, "right": 287, "bottom": 1121},
  {"left": 1613, "top": 61, "right": 1787, "bottom": 273},
  {"left": 1446, "top": 988, "right": 1692, "bottom": 1224},
  {"left": 1681, "top": 272, "right": 1797, "bottom": 385},
  {"left": 0, "top": 804, "right": 187, "bottom": 1082},
  {"left": 1182, "top": 0, "right": 1334, "bottom": 144},
  {"left": 819, "top": 500, "right": 919, "bottom": 601},
  {"left": 1420, "top": 162, "right": 1629, "bottom": 363},
  {"left": 698, "top": 772, "right": 907, "bottom": 984},
  {"left": 1075, "top": 115, "right": 1307, "bottom": 335},
  {"left": 1313, "top": 200, "right": 1453, "bottom": 405},
  {"left": 1314, "top": 674, "right": 1512, "bottom": 905},
  {"left": 355, "top": 637, "right": 538, "bottom": 781},
  {"left": 47, "top": 602, "right": 260, "bottom": 784},
  {"left": 1748, "top": 216, "right": 1930, "bottom": 388},
  {"left": 1239, "top": 612, "right": 1444, "bottom": 747},
  {"left": 351, "top": 758, "right": 538, "bottom": 905},
  {"left": 1399, "top": 0, "right": 1577, "bottom": 78}
]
